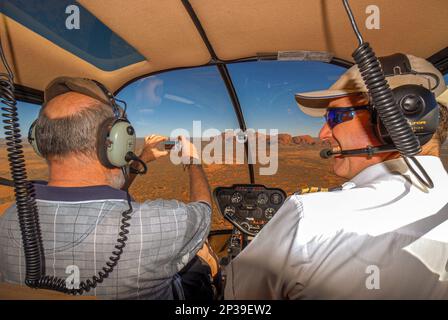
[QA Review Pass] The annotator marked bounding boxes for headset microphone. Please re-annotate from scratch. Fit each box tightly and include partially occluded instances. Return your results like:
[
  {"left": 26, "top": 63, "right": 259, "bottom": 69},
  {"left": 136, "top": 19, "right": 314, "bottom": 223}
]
[
  {"left": 320, "top": 148, "right": 335, "bottom": 159},
  {"left": 320, "top": 145, "right": 397, "bottom": 159}
]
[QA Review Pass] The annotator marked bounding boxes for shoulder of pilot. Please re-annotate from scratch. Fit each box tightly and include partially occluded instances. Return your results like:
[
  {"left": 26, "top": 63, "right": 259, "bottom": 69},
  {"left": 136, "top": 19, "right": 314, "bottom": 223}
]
[
  {"left": 272, "top": 184, "right": 367, "bottom": 243},
  {"left": 284, "top": 182, "right": 365, "bottom": 219}
]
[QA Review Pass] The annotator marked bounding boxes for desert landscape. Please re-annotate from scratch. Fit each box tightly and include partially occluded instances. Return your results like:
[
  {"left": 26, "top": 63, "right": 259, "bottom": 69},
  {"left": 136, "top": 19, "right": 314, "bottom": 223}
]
[{"left": 1, "top": 135, "right": 448, "bottom": 254}]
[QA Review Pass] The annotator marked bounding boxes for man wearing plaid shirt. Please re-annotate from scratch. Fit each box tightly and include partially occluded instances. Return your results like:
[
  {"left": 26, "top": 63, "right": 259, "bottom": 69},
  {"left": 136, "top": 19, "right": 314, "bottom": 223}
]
[{"left": 0, "top": 77, "right": 216, "bottom": 300}]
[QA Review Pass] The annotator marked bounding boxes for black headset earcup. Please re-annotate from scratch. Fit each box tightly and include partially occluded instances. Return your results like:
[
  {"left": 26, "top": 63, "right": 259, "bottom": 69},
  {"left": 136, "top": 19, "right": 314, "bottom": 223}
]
[
  {"left": 28, "top": 120, "right": 43, "bottom": 157},
  {"left": 394, "top": 85, "right": 426, "bottom": 115},
  {"left": 372, "top": 85, "right": 439, "bottom": 146},
  {"left": 396, "top": 85, "right": 438, "bottom": 145},
  {"left": 97, "top": 117, "right": 136, "bottom": 168}
]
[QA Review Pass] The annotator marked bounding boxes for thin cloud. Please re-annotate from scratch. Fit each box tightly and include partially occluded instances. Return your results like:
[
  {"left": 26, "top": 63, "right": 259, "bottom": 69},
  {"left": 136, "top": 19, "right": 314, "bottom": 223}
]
[
  {"left": 138, "top": 108, "right": 155, "bottom": 114},
  {"left": 164, "top": 94, "right": 194, "bottom": 105}
]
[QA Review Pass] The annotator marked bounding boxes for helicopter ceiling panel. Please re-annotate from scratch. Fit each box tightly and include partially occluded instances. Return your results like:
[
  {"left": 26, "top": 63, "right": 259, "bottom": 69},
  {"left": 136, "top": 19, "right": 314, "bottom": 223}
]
[{"left": 213, "top": 184, "right": 287, "bottom": 236}]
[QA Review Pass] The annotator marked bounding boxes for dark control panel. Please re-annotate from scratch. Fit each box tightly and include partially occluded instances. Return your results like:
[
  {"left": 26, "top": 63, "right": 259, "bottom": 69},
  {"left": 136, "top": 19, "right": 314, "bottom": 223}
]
[{"left": 213, "top": 184, "right": 287, "bottom": 236}]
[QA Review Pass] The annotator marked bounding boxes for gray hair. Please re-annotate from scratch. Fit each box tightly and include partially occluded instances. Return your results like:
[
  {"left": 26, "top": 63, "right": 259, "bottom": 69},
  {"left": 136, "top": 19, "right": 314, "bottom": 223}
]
[{"left": 35, "top": 101, "right": 114, "bottom": 159}]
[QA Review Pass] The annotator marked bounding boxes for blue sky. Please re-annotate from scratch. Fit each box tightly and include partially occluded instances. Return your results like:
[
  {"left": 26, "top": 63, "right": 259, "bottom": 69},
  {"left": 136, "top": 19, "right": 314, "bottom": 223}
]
[
  {"left": 4, "top": 64, "right": 448, "bottom": 139},
  {"left": 116, "top": 61, "right": 346, "bottom": 137},
  {"left": 228, "top": 61, "right": 345, "bottom": 136}
]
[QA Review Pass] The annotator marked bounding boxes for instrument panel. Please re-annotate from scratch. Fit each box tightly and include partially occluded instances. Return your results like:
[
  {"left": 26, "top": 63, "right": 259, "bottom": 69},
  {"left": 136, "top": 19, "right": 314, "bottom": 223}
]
[{"left": 213, "top": 184, "right": 287, "bottom": 236}]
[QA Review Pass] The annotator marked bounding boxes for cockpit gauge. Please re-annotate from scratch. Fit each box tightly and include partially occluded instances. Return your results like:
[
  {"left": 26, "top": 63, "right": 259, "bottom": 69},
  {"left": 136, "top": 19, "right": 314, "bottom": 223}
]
[
  {"left": 257, "top": 193, "right": 269, "bottom": 205},
  {"left": 231, "top": 192, "right": 243, "bottom": 204},
  {"left": 264, "top": 207, "right": 275, "bottom": 219},
  {"left": 214, "top": 184, "right": 287, "bottom": 237},
  {"left": 240, "top": 222, "right": 251, "bottom": 231},
  {"left": 270, "top": 192, "right": 283, "bottom": 205},
  {"left": 252, "top": 208, "right": 263, "bottom": 219},
  {"left": 223, "top": 206, "right": 236, "bottom": 217}
]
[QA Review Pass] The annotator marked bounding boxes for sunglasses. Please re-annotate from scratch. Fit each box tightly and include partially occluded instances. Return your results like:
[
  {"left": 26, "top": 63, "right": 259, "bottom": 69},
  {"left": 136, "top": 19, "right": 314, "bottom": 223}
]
[{"left": 325, "top": 105, "right": 371, "bottom": 129}]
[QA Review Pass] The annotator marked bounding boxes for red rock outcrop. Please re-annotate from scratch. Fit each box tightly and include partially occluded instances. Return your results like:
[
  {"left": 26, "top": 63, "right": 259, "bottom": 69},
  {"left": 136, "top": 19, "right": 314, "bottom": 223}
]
[
  {"left": 292, "top": 135, "right": 316, "bottom": 145},
  {"left": 277, "top": 133, "right": 292, "bottom": 145}
]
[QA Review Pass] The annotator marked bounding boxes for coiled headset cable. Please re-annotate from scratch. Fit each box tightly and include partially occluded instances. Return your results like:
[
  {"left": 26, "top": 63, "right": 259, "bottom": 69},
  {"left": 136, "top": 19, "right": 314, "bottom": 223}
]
[
  {"left": 1, "top": 35, "right": 45, "bottom": 287},
  {"left": 342, "top": 0, "right": 434, "bottom": 189}
]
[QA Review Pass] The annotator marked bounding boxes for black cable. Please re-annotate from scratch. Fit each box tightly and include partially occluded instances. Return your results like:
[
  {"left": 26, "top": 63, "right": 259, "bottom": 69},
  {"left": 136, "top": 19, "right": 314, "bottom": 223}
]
[
  {"left": 0, "top": 176, "right": 14, "bottom": 187},
  {"left": 126, "top": 152, "right": 148, "bottom": 174},
  {"left": 115, "top": 98, "right": 128, "bottom": 117},
  {"left": 342, "top": 0, "right": 363, "bottom": 45},
  {"left": 1, "top": 36, "right": 46, "bottom": 285},
  {"left": 342, "top": 0, "right": 434, "bottom": 189},
  {"left": 404, "top": 156, "right": 434, "bottom": 189},
  {"left": 208, "top": 229, "right": 233, "bottom": 236}
]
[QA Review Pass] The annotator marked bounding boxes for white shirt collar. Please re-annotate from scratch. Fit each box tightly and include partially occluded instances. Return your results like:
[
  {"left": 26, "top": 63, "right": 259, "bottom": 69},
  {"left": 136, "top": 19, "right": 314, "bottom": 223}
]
[{"left": 348, "top": 155, "right": 446, "bottom": 189}]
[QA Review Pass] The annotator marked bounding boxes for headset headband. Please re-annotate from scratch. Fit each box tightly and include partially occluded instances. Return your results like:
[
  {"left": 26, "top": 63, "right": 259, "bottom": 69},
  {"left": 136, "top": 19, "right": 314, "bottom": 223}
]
[
  {"left": 89, "top": 79, "right": 122, "bottom": 119},
  {"left": 380, "top": 54, "right": 440, "bottom": 91}
]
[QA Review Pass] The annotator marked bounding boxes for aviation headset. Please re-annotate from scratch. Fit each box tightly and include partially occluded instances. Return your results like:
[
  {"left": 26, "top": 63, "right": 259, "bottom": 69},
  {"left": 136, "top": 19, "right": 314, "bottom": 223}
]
[
  {"left": 372, "top": 53, "right": 440, "bottom": 146},
  {"left": 28, "top": 78, "right": 137, "bottom": 169}
]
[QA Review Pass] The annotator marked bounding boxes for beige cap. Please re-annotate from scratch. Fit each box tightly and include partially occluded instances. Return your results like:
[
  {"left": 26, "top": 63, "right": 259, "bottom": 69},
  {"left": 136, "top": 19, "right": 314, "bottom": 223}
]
[
  {"left": 44, "top": 76, "right": 112, "bottom": 106},
  {"left": 295, "top": 54, "right": 447, "bottom": 117}
]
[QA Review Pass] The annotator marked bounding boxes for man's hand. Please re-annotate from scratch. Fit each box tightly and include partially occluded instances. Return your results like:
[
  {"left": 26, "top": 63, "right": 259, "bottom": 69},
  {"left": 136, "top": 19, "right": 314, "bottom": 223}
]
[
  {"left": 197, "top": 240, "right": 220, "bottom": 278},
  {"left": 139, "top": 135, "right": 169, "bottom": 163}
]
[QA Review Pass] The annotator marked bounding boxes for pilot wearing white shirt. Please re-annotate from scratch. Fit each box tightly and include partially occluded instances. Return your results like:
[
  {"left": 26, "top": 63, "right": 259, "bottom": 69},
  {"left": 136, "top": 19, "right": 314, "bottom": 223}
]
[{"left": 225, "top": 54, "right": 448, "bottom": 299}]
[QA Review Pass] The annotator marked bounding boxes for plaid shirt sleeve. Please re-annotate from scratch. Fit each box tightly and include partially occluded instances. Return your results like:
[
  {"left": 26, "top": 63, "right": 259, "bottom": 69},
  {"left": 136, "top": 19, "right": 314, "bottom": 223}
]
[{"left": 140, "top": 199, "right": 211, "bottom": 273}]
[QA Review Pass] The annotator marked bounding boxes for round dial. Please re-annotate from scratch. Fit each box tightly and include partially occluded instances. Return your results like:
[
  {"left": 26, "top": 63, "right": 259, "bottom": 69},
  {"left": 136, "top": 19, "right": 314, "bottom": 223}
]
[
  {"left": 270, "top": 192, "right": 283, "bottom": 205},
  {"left": 264, "top": 207, "right": 275, "bottom": 219},
  {"left": 240, "top": 222, "right": 250, "bottom": 231},
  {"left": 257, "top": 193, "right": 269, "bottom": 205},
  {"left": 231, "top": 192, "right": 243, "bottom": 204},
  {"left": 224, "top": 205, "right": 236, "bottom": 217},
  {"left": 252, "top": 208, "right": 263, "bottom": 219}
]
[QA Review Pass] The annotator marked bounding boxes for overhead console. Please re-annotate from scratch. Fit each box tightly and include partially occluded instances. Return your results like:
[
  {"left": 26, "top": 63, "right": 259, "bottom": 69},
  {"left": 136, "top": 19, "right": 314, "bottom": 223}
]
[{"left": 213, "top": 184, "right": 287, "bottom": 236}]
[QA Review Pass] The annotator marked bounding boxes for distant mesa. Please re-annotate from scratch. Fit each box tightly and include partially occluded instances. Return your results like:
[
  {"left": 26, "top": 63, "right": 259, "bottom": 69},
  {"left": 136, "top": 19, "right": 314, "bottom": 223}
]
[
  {"left": 277, "top": 133, "right": 292, "bottom": 145},
  {"left": 267, "top": 134, "right": 316, "bottom": 146},
  {"left": 292, "top": 135, "right": 316, "bottom": 145}
]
